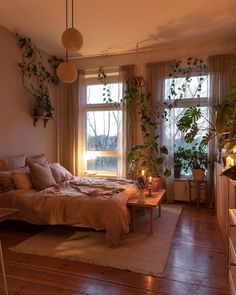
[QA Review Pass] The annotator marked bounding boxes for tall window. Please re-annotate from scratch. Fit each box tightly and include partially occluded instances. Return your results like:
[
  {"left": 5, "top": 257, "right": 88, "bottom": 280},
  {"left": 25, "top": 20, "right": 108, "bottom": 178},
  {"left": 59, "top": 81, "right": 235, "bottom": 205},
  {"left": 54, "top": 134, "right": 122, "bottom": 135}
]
[
  {"left": 84, "top": 73, "right": 122, "bottom": 176},
  {"left": 165, "top": 74, "right": 208, "bottom": 175}
]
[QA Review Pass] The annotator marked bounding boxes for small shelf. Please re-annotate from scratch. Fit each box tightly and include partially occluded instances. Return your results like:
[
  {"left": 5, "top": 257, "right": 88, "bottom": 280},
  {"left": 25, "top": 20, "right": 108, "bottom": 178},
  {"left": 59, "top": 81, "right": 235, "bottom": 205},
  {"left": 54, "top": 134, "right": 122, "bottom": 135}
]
[{"left": 33, "top": 116, "right": 55, "bottom": 128}]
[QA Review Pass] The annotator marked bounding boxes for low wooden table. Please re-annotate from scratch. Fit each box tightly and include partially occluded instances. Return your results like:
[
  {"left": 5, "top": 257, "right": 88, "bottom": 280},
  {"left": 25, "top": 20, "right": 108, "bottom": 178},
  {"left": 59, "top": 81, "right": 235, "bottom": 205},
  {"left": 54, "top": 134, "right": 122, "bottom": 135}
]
[
  {"left": 127, "top": 189, "right": 166, "bottom": 234},
  {"left": 0, "top": 208, "right": 19, "bottom": 295}
]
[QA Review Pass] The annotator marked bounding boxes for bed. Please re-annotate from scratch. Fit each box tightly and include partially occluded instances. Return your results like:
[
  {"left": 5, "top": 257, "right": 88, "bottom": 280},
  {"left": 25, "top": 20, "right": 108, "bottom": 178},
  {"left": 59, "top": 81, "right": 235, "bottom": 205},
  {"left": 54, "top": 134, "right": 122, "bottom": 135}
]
[{"left": 0, "top": 156, "right": 138, "bottom": 246}]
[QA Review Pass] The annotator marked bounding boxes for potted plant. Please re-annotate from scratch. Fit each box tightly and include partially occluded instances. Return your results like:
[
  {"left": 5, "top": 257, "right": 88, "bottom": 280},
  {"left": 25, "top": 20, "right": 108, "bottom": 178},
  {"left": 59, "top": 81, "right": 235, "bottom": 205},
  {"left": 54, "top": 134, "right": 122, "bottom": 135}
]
[
  {"left": 98, "top": 68, "right": 171, "bottom": 190},
  {"left": 123, "top": 76, "right": 171, "bottom": 190},
  {"left": 16, "top": 33, "right": 63, "bottom": 118},
  {"left": 174, "top": 145, "right": 208, "bottom": 180}
]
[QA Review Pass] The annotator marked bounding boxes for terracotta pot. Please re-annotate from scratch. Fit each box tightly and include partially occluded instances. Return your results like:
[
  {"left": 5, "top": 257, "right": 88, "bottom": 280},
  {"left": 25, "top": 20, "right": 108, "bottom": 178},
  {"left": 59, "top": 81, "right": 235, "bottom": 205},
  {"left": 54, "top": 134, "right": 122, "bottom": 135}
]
[
  {"left": 151, "top": 177, "right": 162, "bottom": 192},
  {"left": 192, "top": 168, "right": 205, "bottom": 180}
]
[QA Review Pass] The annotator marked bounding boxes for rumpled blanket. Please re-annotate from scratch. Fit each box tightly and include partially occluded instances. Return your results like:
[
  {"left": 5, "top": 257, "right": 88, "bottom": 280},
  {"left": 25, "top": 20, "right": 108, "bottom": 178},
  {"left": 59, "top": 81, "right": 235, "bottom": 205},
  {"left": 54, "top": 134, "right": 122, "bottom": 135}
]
[{"left": 0, "top": 177, "right": 138, "bottom": 246}]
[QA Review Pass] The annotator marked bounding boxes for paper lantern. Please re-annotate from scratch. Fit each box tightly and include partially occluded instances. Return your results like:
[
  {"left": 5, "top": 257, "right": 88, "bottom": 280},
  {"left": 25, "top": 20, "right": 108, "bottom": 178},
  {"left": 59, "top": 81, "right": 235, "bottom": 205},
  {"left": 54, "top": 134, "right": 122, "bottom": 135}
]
[
  {"left": 62, "top": 27, "right": 83, "bottom": 52},
  {"left": 56, "top": 62, "right": 77, "bottom": 84}
]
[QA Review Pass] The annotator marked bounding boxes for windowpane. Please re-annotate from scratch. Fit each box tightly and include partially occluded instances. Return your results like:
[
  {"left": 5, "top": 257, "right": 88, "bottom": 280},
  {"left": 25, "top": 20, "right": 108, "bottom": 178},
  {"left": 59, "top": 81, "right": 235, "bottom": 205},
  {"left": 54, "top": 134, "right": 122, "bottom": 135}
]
[
  {"left": 86, "top": 83, "right": 122, "bottom": 104},
  {"left": 165, "top": 75, "right": 208, "bottom": 99},
  {"left": 86, "top": 157, "right": 117, "bottom": 172},
  {"left": 86, "top": 110, "right": 122, "bottom": 173}
]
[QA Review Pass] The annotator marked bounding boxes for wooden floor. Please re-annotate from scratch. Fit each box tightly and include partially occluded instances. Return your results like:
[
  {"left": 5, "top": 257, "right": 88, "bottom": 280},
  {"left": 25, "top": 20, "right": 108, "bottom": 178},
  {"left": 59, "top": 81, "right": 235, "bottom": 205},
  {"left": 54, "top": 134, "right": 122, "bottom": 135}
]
[{"left": 0, "top": 205, "right": 228, "bottom": 295}]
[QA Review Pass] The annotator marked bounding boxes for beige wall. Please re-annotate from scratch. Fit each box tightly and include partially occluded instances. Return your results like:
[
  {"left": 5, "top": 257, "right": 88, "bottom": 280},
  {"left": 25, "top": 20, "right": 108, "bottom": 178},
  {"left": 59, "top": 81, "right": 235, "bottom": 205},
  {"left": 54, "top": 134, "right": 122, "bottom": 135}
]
[
  {"left": 0, "top": 25, "right": 57, "bottom": 162},
  {"left": 74, "top": 38, "right": 236, "bottom": 74}
]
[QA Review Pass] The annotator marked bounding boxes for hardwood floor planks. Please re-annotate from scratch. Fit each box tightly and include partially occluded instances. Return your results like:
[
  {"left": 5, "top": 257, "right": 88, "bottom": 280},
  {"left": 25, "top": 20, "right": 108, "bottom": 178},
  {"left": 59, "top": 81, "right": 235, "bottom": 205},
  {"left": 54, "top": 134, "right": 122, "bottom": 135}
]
[{"left": 0, "top": 205, "right": 228, "bottom": 295}]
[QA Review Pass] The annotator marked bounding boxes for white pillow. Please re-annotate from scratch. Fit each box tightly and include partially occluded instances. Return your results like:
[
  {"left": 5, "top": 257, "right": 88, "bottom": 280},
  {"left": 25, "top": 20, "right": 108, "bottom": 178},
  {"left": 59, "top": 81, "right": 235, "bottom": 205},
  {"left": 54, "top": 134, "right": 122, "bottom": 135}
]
[
  {"left": 49, "top": 163, "right": 74, "bottom": 183},
  {"left": 12, "top": 171, "right": 33, "bottom": 190}
]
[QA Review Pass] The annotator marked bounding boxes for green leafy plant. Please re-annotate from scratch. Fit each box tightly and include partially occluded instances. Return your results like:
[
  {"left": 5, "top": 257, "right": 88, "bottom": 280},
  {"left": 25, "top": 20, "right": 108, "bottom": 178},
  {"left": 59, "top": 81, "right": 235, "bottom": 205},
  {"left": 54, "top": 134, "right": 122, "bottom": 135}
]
[
  {"left": 122, "top": 76, "right": 170, "bottom": 178},
  {"left": 16, "top": 33, "right": 63, "bottom": 117},
  {"left": 174, "top": 145, "right": 208, "bottom": 176},
  {"left": 171, "top": 58, "right": 236, "bottom": 157},
  {"left": 97, "top": 68, "right": 171, "bottom": 178}
]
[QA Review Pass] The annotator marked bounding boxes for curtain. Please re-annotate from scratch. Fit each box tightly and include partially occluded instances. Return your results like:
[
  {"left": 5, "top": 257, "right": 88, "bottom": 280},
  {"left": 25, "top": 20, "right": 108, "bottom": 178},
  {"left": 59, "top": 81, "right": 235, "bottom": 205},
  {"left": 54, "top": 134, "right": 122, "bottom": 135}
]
[
  {"left": 207, "top": 54, "right": 236, "bottom": 207},
  {"left": 118, "top": 65, "right": 135, "bottom": 178},
  {"left": 57, "top": 70, "right": 85, "bottom": 176},
  {"left": 146, "top": 61, "right": 175, "bottom": 202}
]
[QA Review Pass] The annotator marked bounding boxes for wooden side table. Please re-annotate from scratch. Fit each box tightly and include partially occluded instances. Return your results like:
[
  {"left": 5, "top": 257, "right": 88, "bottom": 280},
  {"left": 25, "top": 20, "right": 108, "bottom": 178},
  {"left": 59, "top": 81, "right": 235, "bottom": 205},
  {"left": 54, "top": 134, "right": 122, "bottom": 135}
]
[
  {"left": 188, "top": 179, "right": 207, "bottom": 208},
  {"left": 127, "top": 190, "right": 166, "bottom": 234},
  {"left": 0, "top": 208, "right": 19, "bottom": 295}
]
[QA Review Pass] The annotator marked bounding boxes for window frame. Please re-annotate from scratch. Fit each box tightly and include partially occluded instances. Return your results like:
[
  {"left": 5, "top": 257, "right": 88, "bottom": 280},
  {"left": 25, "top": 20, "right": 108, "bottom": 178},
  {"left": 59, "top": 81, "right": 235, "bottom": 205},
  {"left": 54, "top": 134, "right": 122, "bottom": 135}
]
[{"left": 84, "top": 74, "right": 122, "bottom": 177}]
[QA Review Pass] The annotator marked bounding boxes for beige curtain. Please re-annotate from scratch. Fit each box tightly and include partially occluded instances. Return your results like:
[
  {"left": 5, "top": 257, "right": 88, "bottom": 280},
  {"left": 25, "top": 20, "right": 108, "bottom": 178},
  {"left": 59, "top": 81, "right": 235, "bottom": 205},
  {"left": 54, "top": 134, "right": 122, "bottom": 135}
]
[
  {"left": 146, "top": 61, "right": 174, "bottom": 202},
  {"left": 207, "top": 54, "right": 236, "bottom": 207},
  {"left": 57, "top": 70, "right": 85, "bottom": 176},
  {"left": 119, "top": 65, "right": 135, "bottom": 178}
]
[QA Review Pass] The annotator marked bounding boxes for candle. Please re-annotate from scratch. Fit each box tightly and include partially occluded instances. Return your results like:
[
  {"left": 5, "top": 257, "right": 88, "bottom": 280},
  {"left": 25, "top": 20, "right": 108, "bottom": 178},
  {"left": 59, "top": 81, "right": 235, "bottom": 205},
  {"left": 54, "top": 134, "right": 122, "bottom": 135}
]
[
  {"left": 148, "top": 176, "right": 152, "bottom": 196},
  {"left": 233, "top": 147, "right": 236, "bottom": 165},
  {"left": 226, "top": 155, "right": 234, "bottom": 168},
  {"left": 141, "top": 170, "right": 145, "bottom": 176}
]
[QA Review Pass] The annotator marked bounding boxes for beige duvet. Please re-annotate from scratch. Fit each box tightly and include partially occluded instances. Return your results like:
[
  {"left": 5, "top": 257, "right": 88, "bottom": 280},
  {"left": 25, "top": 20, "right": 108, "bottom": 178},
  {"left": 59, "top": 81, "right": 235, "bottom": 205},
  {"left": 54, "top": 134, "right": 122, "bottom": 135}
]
[{"left": 0, "top": 177, "right": 138, "bottom": 246}]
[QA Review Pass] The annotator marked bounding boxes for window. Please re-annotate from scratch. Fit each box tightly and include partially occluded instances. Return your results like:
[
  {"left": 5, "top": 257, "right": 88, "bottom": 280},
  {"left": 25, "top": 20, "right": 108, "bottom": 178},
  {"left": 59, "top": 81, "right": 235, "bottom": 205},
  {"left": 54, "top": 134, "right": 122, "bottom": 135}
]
[
  {"left": 84, "top": 74, "right": 122, "bottom": 176},
  {"left": 165, "top": 74, "right": 209, "bottom": 175}
]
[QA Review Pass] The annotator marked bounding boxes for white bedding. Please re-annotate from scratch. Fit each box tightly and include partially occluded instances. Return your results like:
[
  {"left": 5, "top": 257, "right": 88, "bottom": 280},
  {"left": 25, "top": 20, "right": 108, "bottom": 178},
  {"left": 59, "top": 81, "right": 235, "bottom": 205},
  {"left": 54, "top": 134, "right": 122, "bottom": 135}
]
[{"left": 0, "top": 177, "right": 138, "bottom": 246}]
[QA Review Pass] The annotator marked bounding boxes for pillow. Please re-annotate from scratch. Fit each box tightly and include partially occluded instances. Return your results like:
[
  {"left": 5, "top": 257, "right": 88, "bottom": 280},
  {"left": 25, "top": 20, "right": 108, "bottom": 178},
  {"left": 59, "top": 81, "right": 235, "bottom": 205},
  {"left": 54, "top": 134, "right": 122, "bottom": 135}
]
[
  {"left": 0, "top": 171, "right": 15, "bottom": 193},
  {"left": 49, "top": 163, "right": 74, "bottom": 183},
  {"left": 7, "top": 154, "right": 25, "bottom": 170},
  {"left": 12, "top": 171, "right": 33, "bottom": 190},
  {"left": 26, "top": 154, "right": 47, "bottom": 165},
  {"left": 0, "top": 158, "right": 9, "bottom": 171},
  {"left": 28, "top": 161, "right": 56, "bottom": 190}
]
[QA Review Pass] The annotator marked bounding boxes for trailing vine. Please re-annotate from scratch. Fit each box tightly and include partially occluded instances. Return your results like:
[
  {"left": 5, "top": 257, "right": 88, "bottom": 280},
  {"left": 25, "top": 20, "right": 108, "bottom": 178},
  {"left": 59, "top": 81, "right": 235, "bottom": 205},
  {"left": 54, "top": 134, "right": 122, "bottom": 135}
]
[
  {"left": 98, "top": 67, "right": 171, "bottom": 178},
  {"left": 16, "top": 33, "right": 63, "bottom": 117}
]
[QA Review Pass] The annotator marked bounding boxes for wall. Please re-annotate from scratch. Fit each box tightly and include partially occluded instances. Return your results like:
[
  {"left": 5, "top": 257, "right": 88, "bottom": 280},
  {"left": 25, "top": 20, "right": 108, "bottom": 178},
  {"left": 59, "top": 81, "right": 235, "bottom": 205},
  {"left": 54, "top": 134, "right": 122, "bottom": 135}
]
[
  {"left": 73, "top": 38, "right": 236, "bottom": 73},
  {"left": 0, "top": 25, "right": 57, "bottom": 162}
]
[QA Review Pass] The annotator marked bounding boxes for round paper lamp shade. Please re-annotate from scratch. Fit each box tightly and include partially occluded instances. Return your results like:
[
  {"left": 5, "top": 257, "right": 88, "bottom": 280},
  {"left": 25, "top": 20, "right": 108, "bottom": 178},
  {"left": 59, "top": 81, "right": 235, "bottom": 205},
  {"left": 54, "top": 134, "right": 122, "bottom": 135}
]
[
  {"left": 56, "top": 62, "right": 78, "bottom": 84},
  {"left": 61, "top": 27, "right": 83, "bottom": 51}
]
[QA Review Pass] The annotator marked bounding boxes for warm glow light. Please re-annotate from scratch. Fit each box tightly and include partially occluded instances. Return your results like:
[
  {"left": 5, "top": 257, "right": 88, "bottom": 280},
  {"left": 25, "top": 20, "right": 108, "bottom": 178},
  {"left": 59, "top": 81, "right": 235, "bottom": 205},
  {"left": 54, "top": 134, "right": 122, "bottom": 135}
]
[
  {"left": 86, "top": 151, "right": 100, "bottom": 161},
  {"left": 149, "top": 176, "right": 152, "bottom": 183},
  {"left": 61, "top": 27, "right": 83, "bottom": 52},
  {"left": 56, "top": 61, "right": 77, "bottom": 84},
  {"left": 226, "top": 155, "right": 234, "bottom": 168},
  {"left": 141, "top": 170, "right": 145, "bottom": 176}
]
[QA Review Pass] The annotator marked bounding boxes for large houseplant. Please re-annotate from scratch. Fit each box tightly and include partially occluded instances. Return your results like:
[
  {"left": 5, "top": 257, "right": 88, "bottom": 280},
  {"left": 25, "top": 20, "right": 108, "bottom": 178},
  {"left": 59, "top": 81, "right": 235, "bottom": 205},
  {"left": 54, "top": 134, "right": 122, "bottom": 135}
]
[
  {"left": 16, "top": 33, "right": 63, "bottom": 118},
  {"left": 98, "top": 68, "right": 171, "bottom": 189},
  {"left": 174, "top": 145, "right": 208, "bottom": 179}
]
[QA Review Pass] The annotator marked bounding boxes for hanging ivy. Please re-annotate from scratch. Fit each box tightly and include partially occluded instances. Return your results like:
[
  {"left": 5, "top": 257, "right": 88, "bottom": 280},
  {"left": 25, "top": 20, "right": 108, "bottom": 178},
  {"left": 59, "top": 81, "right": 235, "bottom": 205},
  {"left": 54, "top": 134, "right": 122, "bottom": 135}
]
[{"left": 16, "top": 33, "right": 63, "bottom": 118}]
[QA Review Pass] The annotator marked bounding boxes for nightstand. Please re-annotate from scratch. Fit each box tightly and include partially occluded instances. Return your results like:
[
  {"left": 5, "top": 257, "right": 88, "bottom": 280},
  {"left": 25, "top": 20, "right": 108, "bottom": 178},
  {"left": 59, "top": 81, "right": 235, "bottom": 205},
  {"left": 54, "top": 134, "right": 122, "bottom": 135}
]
[{"left": 127, "top": 190, "right": 166, "bottom": 234}]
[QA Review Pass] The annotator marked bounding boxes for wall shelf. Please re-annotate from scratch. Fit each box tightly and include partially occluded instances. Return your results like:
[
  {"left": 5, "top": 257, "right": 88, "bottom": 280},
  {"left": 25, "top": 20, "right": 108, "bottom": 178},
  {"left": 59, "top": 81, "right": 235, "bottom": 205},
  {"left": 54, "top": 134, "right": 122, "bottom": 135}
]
[{"left": 33, "top": 116, "right": 55, "bottom": 128}]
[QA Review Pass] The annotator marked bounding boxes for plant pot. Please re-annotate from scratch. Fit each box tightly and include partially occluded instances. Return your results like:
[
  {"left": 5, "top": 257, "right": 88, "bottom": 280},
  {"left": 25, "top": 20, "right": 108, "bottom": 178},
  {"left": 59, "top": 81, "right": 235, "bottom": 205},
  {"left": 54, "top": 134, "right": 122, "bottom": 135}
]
[
  {"left": 192, "top": 168, "right": 205, "bottom": 180},
  {"left": 174, "top": 167, "right": 181, "bottom": 178},
  {"left": 151, "top": 177, "right": 162, "bottom": 192}
]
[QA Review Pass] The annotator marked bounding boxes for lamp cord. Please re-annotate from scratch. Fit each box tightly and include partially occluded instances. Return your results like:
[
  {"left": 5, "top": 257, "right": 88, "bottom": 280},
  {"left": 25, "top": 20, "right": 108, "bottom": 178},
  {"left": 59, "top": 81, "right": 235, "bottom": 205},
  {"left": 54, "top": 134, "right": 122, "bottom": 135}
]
[
  {"left": 65, "top": 0, "right": 68, "bottom": 62},
  {"left": 72, "top": 0, "right": 74, "bottom": 28}
]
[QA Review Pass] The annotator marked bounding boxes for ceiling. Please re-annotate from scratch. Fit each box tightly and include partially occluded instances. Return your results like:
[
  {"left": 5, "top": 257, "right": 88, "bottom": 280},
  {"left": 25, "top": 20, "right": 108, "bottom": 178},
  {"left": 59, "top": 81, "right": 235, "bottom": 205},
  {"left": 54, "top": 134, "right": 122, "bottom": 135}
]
[{"left": 0, "top": 0, "right": 236, "bottom": 58}]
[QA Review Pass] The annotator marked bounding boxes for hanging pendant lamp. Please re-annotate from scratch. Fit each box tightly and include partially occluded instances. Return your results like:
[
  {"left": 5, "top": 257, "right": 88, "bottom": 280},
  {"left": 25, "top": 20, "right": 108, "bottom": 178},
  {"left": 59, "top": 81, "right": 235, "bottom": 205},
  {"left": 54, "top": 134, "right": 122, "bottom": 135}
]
[
  {"left": 61, "top": 0, "right": 83, "bottom": 52},
  {"left": 57, "top": 0, "right": 78, "bottom": 84}
]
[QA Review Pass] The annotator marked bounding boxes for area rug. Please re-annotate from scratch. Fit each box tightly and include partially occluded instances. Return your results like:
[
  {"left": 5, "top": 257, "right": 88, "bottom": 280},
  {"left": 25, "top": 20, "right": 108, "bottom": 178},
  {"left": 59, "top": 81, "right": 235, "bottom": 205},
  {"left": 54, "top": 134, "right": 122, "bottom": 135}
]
[{"left": 10, "top": 204, "right": 182, "bottom": 276}]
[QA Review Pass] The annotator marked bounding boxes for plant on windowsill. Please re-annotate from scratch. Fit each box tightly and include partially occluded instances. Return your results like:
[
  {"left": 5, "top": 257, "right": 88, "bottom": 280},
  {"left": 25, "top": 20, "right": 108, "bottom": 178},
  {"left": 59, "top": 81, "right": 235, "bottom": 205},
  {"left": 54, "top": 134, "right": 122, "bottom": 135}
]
[
  {"left": 98, "top": 67, "right": 171, "bottom": 189},
  {"left": 174, "top": 145, "right": 208, "bottom": 180},
  {"left": 16, "top": 33, "right": 63, "bottom": 119}
]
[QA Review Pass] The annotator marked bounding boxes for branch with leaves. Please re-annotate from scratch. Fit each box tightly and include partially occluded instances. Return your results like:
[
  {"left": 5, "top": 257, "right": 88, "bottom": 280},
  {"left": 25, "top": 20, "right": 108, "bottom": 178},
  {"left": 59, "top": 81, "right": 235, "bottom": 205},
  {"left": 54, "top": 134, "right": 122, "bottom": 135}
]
[{"left": 16, "top": 33, "right": 63, "bottom": 117}]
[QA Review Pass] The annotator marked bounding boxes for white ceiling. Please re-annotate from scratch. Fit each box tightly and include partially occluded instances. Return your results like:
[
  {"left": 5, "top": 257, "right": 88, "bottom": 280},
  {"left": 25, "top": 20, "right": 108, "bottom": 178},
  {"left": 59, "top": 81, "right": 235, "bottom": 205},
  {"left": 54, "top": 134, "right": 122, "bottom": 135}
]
[{"left": 0, "top": 0, "right": 235, "bottom": 58}]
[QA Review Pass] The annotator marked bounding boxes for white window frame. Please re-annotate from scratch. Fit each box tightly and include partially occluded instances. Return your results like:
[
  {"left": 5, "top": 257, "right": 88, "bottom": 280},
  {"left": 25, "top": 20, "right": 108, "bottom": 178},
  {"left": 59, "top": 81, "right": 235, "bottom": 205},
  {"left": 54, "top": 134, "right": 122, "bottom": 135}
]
[{"left": 84, "top": 74, "right": 122, "bottom": 177}]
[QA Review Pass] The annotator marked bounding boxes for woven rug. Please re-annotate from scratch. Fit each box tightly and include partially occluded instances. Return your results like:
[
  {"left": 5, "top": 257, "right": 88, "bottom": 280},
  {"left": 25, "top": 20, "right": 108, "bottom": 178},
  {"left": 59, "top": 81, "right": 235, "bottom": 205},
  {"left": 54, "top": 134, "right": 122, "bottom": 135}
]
[{"left": 10, "top": 204, "right": 182, "bottom": 276}]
